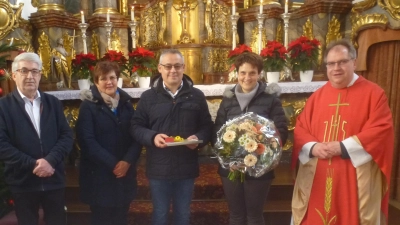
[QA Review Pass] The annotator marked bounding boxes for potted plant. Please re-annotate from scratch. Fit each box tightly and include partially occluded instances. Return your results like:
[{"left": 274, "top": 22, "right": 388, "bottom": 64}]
[
  {"left": 287, "top": 36, "right": 320, "bottom": 82},
  {"left": 128, "top": 47, "right": 157, "bottom": 88},
  {"left": 101, "top": 50, "right": 129, "bottom": 88},
  {"left": 227, "top": 44, "right": 252, "bottom": 82},
  {"left": 72, "top": 52, "right": 97, "bottom": 90},
  {"left": 260, "top": 40, "right": 288, "bottom": 83}
]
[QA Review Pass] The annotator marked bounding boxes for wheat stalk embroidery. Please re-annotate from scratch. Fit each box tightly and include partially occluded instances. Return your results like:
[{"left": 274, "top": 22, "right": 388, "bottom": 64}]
[{"left": 315, "top": 168, "right": 337, "bottom": 225}]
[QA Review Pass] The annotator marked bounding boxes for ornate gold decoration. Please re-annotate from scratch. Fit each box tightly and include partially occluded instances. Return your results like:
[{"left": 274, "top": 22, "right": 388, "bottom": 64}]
[
  {"left": 351, "top": 13, "right": 388, "bottom": 48},
  {"left": 37, "top": 32, "right": 52, "bottom": 79},
  {"left": 302, "top": 18, "right": 313, "bottom": 39},
  {"left": 109, "top": 30, "right": 122, "bottom": 52},
  {"left": 204, "top": 0, "right": 213, "bottom": 43},
  {"left": 37, "top": 3, "right": 65, "bottom": 12},
  {"left": 282, "top": 98, "right": 307, "bottom": 131},
  {"left": 0, "top": 0, "right": 23, "bottom": 40},
  {"left": 93, "top": 7, "right": 119, "bottom": 15},
  {"left": 179, "top": 48, "right": 203, "bottom": 84},
  {"left": 352, "top": 0, "right": 376, "bottom": 12},
  {"left": 91, "top": 32, "right": 100, "bottom": 59},
  {"left": 204, "top": 2, "right": 230, "bottom": 44},
  {"left": 276, "top": 21, "right": 283, "bottom": 43},
  {"left": 250, "top": 26, "right": 267, "bottom": 53},
  {"left": 326, "top": 16, "right": 342, "bottom": 45},
  {"left": 315, "top": 168, "right": 337, "bottom": 225},
  {"left": 207, "top": 48, "right": 230, "bottom": 72},
  {"left": 378, "top": 0, "right": 400, "bottom": 20},
  {"left": 119, "top": 0, "right": 128, "bottom": 16},
  {"left": 173, "top": 0, "right": 198, "bottom": 44},
  {"left": 6, "top": 34, "right": 33, "bottom": 52},
  {"left": 142, "top": 3, "right": 166, "bottom": 48},
  {"left": 62, "top": 32, "right": 75, "bottom": 80},
  {"left": 324, "top": 93, "right": 349, "bottom": 142}
]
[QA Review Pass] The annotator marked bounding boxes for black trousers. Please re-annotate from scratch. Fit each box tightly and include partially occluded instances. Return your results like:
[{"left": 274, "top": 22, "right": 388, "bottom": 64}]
[
  {"left": 221, "top": 177, "right": 273, "bottom": 225},
  {"left": 12, "top": 188, "right": 66, "bottom": 225},
  {"left": 90, "top": 204, "right": 130, "bottom": 225}
]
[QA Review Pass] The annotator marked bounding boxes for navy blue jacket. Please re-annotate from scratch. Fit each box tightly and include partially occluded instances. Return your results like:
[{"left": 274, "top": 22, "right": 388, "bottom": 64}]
[
  {"left": 76, "top": 85, "right": 142, "bottom": 207},
  {"left": 131, "top": 75, "right": 213, "bottom": 180},
  {"left": 213, "top": 82, "right": 288, "bottom": 180},
  {"left": 0, "top": 90, "right": 73, "bottom": 193}
]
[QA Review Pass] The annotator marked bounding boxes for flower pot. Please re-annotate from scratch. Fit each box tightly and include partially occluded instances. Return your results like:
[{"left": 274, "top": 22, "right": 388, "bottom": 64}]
[
  {"left": 300, "top": 70, "right": 314, "bottom": 82},
  {"left": 266, "top": 72, "right": 280, "bottom": 83},
  {"left": 117, "top": 78, "right": 123, "bottom": 88},
  {"left": 138, "top": 77, "right": 151, "bottom": 88},
  {"left": 78, "top": 79, "right": 90, "bottom": 90}
]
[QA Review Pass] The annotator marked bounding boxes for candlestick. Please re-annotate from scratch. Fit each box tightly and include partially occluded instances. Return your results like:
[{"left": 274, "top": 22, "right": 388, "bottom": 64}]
[
  {"left": 107, "top": 10, "right": 110, "bottom": 22},
  {"left": 257, "top": 14, "right": 266, "bottom": 54},
  {"left": 131, "top": 6, "right": 134, "bottom": 21},
  {"left": 285, "top": 0, "right": 289, "bottom": 14},
  {"left": 230, "top": 14, "right": 240, "bottom": 50},
  {"left": 232, "top": 0, "right": 235, "bottom": 15},
  {"left": 80, "top": 11, "right": 85, "bottom": 23},
  {"left": 280, "top": 12, "right": 294, "bottom": 80},
  {"left": 104, "top": 22, "right": 113, "bottom": 49},
  {"left": 129, "top": 20, "right": 139, "bottom": 49},
  {"left": 78, "top": 23, "right": 89, "bottom": 54},
  {"left": 259, "top": 0, "right": 263, "bottom": 14}
]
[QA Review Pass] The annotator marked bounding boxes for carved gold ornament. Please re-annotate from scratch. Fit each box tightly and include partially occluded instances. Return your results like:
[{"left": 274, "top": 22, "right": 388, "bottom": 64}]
[
  {"left": 207, "top": 48, "right": 230, "bottom": 72},
  {"left": 0, "top": 0, "right": 23, "bottom": 40},
  {"left": 378, "top": 0, "right": 400, "bottom": 20},
  {"left": 352, "top": 0, "right": 376, "bottom": 12},
  {"left": 276, "top": 22, "right": 283, "bottom": 43},
  {"left": 302, "top": 18, "right": 313, "bottom": 39},
  {"left": 203, "top": 3, "right": 230, "bottom": 44},
  {"left": 351, "top": 13, "right": 388, "bottom": 48},
  {"left": 326, "top": 16, "right": 342, "bottom": 45},
  {"left": 37, "top": 32, "right": 52, "bottom": 79},
  {"left": 142, "top": 3, "right": 167, "bottom": 48},
  {"left": 250, "top": 26, "right": 267, "bottom": 53}
]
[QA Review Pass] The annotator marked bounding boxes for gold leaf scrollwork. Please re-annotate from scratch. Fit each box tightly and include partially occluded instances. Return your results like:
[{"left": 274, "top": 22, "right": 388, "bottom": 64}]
[
  {"left": 378, "top": 0, "right": 400, "bottom": 20},
  {"left": 37, "top": 31, "right": 52, "bottom": 79},
  {"left": 0, "top": 0, "right": 24, "bottom": 40},
  {"left": 276, "top": 21, "right": 283, "bottom": 43},
  {"left": 250, "top": 26, "right": 267, "bottom": 53},
  {"left": 207, "top": 48, "right": 229, "bottom": 72},
  {"left": 204, "top": 3, "right": 230, "bottom": 44},
  {"left": 143, "top": 3, "right": 166, "bottom": 48},
  {"left": 326, "top": 16, "right": 342, "bottom": 46},
  {"left": 302, "top": 17, "right": 313, "bottom": 39},
  {"left": 352, "top": 0, "right": 376, "bottom": 13},
  {"left": 351, "top": 13, "right": 388, "bottom": 48}
]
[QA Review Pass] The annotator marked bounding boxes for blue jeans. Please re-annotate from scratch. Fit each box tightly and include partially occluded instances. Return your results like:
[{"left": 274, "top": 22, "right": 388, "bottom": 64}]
[{"left": 149, "top": 178, "right": 195, "bottom": 225}]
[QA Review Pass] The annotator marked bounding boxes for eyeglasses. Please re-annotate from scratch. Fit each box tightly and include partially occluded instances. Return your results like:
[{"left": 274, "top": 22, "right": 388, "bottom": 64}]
[
  {"left": 16, "top": 69, "right": 41, "bottom": 77},
  {"left": 99, "top": 76, "right": 118, "bottom": 82},
  {"left": 326, "top": 59, "right": 353, "bottom": 68},
  {"left": 159, "top": 64, "right": 184, "bottom": 71}
]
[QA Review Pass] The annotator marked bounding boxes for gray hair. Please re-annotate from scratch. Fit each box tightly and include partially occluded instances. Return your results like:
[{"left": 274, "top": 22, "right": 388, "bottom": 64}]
[
  {"left": 324, "top": 39, "right": 357, "bottom": 63},
  {"left": 159, "top": 49, "right": 184, "bottom": 64},
  {"left": 12, "top": 52, "right": 42, "bottom": 72}
]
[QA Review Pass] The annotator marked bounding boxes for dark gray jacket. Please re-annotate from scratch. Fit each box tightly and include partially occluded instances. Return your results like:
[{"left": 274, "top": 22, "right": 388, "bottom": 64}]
[
  {"left": 131, "top": 75, "right": 213, "bottom": 180},
  {"left": 213, "top": 82, "right": 288, "bottom": 180}
]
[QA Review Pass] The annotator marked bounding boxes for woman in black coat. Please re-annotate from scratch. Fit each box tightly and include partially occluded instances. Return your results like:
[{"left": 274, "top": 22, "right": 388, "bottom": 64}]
[
  {"left": 213, "top": 52, "right": 288, "bottom": 225},
  {"left": 76, "top": 61, "right": 142, "bottom": 225}
]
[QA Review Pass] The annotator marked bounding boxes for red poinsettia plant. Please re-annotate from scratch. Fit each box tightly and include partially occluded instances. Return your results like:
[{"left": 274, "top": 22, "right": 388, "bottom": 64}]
[
  {"left": 128, "top": 47, "right": 157, "bottom": 77},
  {"left": 101, "top": 50, "right": 129, "bottom": 77},
  {"left": 227, "top": 44, "right": 252, "bottom": 72},
  {"left": 72, "top": 52, "right": 97, "bottom": 79},
  {"left": 287, "top": 36, "right": 321, "bottom": 72},
  {"left": 260, "top": 40, "right": 288, "bottom": 72}
]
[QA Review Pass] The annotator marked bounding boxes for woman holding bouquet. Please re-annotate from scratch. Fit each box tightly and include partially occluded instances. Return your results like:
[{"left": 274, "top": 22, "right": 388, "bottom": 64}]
[
  {"left": 213, "top": 52, "right": 288, "bottom": 225},
  {"left": 76, "top": 61, "right": 142, "bottom": 225}
]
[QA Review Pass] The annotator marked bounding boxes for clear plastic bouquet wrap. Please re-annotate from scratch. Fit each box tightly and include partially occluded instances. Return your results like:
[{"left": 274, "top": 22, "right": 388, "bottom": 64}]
[{"left": 214, "top": 112, "right": 282, "bottom": 181}]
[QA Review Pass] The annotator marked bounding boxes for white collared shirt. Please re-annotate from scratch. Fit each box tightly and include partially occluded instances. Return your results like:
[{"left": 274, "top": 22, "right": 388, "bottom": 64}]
[
  {"left": 163, "top": 81, "right": 183, "bottom": 98},
  {"left": 17, "top": 89, "right": 41, "bottom": 138}
]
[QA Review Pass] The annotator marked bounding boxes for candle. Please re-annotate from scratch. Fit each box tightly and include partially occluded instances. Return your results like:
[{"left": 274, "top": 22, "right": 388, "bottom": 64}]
[
  {"left": 107, "top": 10, "right": 110, "bottom": 22},
  {"left": 80, "top": 11, "right": 85, "bottom": 23},
  {"left": 285, "top": 0, "right": 289, "bottom": 14},
  {"left": 259, "top": 0, "right": 263, "bottom": 14},
  {"left": 232, "top": 0, "right": 235, "bottom": 15},
  {"left": 131, "top": 6, "right": 134, "bottom": 21}
]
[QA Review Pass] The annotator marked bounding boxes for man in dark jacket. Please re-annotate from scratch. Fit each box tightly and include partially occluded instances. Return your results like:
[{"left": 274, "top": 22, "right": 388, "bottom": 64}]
[
  {"left": 131, "top": 49, "right": 213, "bottom": 225},
  {"left": 0, "top": 53, "right": 73, "bottom": 225}
]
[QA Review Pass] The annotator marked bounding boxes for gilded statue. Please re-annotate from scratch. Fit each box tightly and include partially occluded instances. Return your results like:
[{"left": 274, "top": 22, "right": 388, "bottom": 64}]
[
  {"left": 203, "top": 0, "right": 213, "bottom": 43},
  {"left": 91, "top": 32, "right": 100, "bottom": 59},
  {"left": 109, "top": 30, "right": 122, "bottom": 52},
  {"left": 52, "top": 38, "right": 71, "bottom": 89},
  {"left": 173, "top": 0, "right": 198, "bottom": 44},
  {"left": 37, "top": 31, "right": 52, "bottom": 79},
  {"left": 212, "top": 4, "right": 230, "bottom": 44}
]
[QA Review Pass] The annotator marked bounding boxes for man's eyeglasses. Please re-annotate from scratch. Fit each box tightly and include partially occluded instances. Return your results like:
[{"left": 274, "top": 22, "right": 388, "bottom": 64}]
[
  {"left": 159, "top": 64, "right": 184, "bottom": 71},
  {"left": 326, "top": 59, "right": 353, "bottom": 68},
  {"left": 16, "top": 69, "right": 41, "bottom": 77}
]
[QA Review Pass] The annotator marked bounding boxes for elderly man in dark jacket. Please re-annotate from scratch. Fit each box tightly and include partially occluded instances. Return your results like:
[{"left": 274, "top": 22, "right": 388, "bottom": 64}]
[
  {"left": 131, "top": 49, "right": 213, "bottom": 225},
  {"left": 0, "top": 52, "right": 73, "bottom": 225}
]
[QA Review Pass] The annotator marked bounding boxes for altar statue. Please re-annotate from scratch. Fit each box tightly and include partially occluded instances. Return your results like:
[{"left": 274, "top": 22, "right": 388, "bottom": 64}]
[
  {"left": 52, "top": 38, "right": 71, "bottom": 89},
  {"left": 173, "top": 0, "right": 198, "bottom": 44}
]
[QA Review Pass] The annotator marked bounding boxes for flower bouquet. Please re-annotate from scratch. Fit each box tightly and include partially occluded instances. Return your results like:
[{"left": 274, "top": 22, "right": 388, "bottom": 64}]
[
  {"left": 227, "top": 44, "right": 252, "bottom": 81},
  {"left": 287, "top": 36, "right": 320, "bottom": 72},
  {"left": 72, "top": 52, "right": 97, "bottom": 80},
  {"left": 128, "top": 47, "right": 157, "bottom": 77},
  {"left": 214, "top": 112, "right": 282, "bottom": 182},
  {"left": 101, "top": 50, "right": 129, "bottom": 77},
  {"left": 260, "top": 40, "right": 287, "bottom": 72}
]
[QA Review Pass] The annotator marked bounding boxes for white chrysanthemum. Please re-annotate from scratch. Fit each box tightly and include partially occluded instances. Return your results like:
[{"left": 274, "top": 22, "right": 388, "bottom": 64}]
[
  {"left": 238, "top": 136, "right": 246, "bottom": 146},
  {"left": 244, "top": 140, "right": 258, "bottom": 152},
  {"left": 244, "top": 154, "right": 257, "bottom": 167},
  {"left": 223, "top": 130, "right": 236, "bottom": 143}
]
